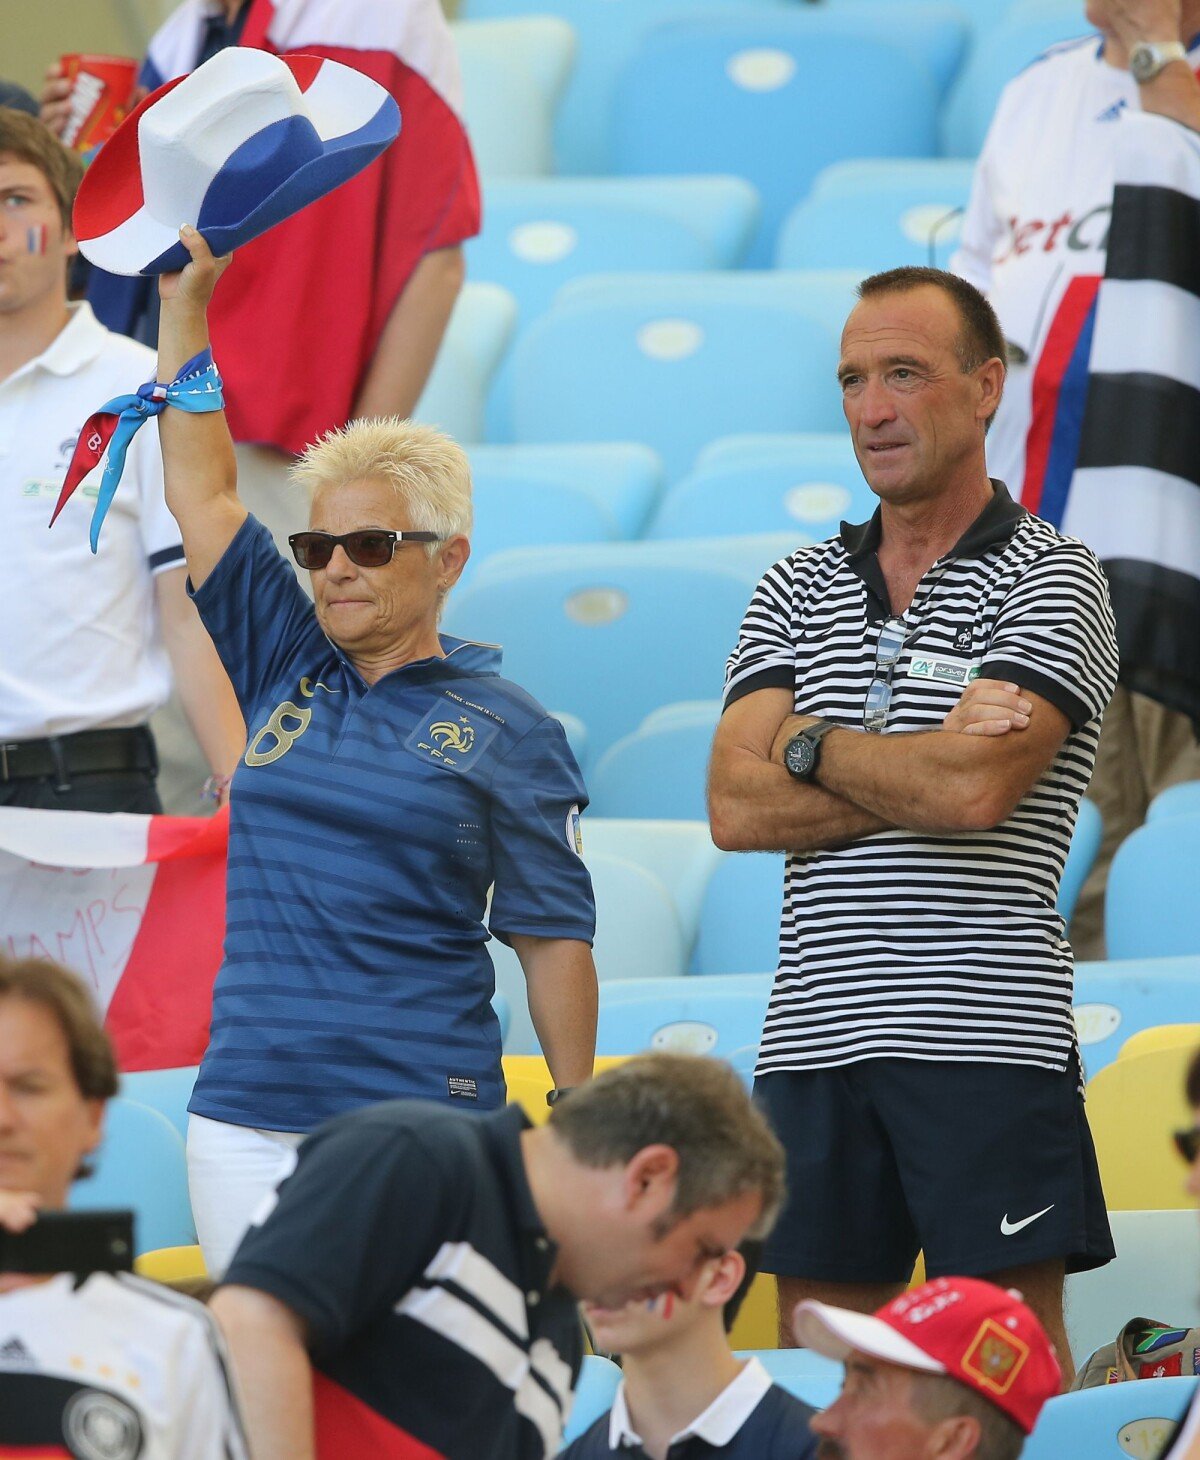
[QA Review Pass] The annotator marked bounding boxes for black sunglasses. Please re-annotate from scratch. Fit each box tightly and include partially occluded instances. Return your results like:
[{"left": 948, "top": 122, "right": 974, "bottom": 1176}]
[
  {"left": 863, "top": 616, "right": 909, "bottom": 733},
  {"left": 1175, "top": 1126, "right": 1200, "bottom": 1164},
  {"left": 288, "top": 529, "right": 441, "bottom": 570}
]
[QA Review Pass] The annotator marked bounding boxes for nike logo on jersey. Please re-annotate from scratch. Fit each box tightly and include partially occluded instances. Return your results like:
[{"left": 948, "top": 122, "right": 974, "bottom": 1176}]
[
  {"left": 1097, "top": 99, "right": 1128, "bottom": 122},
  {"left": 1000, "top": 1205, "right": 1055, "bottom": 1236}
]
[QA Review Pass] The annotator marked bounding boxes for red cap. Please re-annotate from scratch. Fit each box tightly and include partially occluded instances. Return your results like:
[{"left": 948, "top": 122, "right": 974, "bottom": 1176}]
[{"left": 793, "top": 1276, "right": 1062, "bottom": 1434}]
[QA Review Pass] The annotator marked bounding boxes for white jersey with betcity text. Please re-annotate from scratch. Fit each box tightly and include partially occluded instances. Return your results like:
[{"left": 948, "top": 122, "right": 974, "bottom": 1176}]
[{"left": 951, "top": 32, "right": 1200, "bottom": 509}]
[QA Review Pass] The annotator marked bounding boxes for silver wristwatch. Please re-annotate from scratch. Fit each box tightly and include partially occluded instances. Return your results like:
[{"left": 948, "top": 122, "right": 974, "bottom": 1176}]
[{"left": 1129, "top": 41, "right": 1187, "bottom": 84}]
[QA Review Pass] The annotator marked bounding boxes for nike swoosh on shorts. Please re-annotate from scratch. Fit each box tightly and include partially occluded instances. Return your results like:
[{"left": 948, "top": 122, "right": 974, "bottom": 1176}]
[{"left": 1000, "top": 1205, "right": 1055, "bottom": 1236}]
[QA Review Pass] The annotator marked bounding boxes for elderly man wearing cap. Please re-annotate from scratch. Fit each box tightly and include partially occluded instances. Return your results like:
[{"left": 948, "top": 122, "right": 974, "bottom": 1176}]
[{"left": 794, "top": 1277, "right": 1061, "bottom": 1460}]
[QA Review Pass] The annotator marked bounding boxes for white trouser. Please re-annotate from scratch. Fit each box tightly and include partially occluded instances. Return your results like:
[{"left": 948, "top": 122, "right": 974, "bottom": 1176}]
[{"left": 187, "top": 1113, "right": 305, "bottom": 1278}]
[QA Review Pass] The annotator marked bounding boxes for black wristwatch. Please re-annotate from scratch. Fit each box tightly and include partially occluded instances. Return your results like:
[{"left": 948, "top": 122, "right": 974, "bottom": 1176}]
[{"left": 783, "top": 721, "right": 836, "bottom": 782}]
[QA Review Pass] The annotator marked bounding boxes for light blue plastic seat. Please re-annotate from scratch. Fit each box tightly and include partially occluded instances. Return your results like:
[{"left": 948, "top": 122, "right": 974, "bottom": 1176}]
[
  {"left": 450, "top": 17, "right": 575, "bottom": 178},
  {"left": 415, "top": 283, "right": 517, "bottom": 444},
  {"left": 640, "top": 700, "right": 724, "bottom": 733},
  {"left": 1148, "top": 781, "right": 1200, "bottom": 824},
  {"left": 648, "top": 433, "right": 876, "bottom": 543},
  {"left": 613, "top": 13, "right": 940, "bottom": 263},
  {"left": 443, "top": 560, "right": 755, "bottom": 759},
  {"left": 120, "top": 1066, "right": 199, "bottom": 1144},
  {"left": 940, "top": 18, "right": 1097, "bottom": 158},
  {"left": 693, "top": 854, "right": 786, "bottom": 975},
  {"left": 468, "top": 443, "right": 665, "bottom": 540},
  {"left": 737, "top": 1348, "right": 845, "bottom": 1412},
  {"left": 589, "top": 707, "right": 720, "bottom": 821},
  {"left": 460, "top": 476, "right": 620, "bottom": 590},
  {"left": 1023, "top": 1378, "right": 1197, "bottom": 1460},
  {"left": 72, "top": 1096, "right": 194, "bottom": 1254},
  {"left": 511, "top": 285, "right": 841, "bottom": 482},
  {"left": 1072, "top": 956, "right": 1200, "bottom": 1079},
  {"left": 561, "top": 1355, "right": 623, "bottom": 1447},
  {"left": 1106, "top": 818, "right": 1200, "bottom": 960},
  {"left": 1059, "top": 797, "right": 1102, "bottom": 923},
  {"left": 1066, "top": 1209, "right": 1200, "bottom": 1361},
  {"left": 776, "top": 159, "right": 975, "bottom": 272},
  {"left": 583, "top": 820, "right": 724, "bottom": 949},
  {"left": 597, "top": 980, "right": 770, "bottom": 1058}
]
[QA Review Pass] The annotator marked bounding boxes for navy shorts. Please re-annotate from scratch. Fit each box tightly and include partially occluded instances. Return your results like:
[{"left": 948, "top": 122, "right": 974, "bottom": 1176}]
[{"left": 754, "top": 1056, "right": 1114, "bottom": 1283}]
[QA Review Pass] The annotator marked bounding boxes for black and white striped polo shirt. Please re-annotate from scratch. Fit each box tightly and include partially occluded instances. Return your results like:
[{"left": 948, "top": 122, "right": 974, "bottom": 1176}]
[
  {"left": 723, "top": 482, "right": 1118, "bottom": 1075},
  {"left": 224, "top": 1100, "right": 582, "bottom": 1459}
]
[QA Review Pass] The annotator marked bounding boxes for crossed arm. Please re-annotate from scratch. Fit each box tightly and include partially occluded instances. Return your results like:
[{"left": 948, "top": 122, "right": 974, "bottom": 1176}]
[{"left": 708, "top": 680, "right": 1070, "bottom": 851}]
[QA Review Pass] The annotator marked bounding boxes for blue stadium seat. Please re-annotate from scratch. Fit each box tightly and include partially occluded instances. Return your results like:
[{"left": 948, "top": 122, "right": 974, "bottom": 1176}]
[
  {"left": 776, "top": 159, "right": 975, "bottom": 272},
  {"left": 1107, "top": 818, "right": 1200, "bottom": 960},
  {"left": 1059, "top": 797, "right": 1102, "bottom": 924},
  {"left": 510, "top": 283, "right": 841, "bottom": 481},
  {"left": 738, "top": 1348, "right": 845, "bottom": 1412},
  {"left": 1148, "top": 781, "right": 1200, "bottom": 824},
  {"left": 443, "top": 558, "right": 755, "bottom": 759},
  {"left": 1073, "top": 956, "right": 1200, "bottom": 1079},
  {"left": 468, "top": 443, "right": 665, "bottom": 539},
  {"left": 471, "top": 176, "right": 759, "bottom": 440},
  {"left": 584, "top": 820, "right": 724, "bottom": 948},
  {"left": 1066, "top": 1209, "right": 1200, "bottom": 1362},
  {"left": 72, "top": 1096, "right": 194, "bottom": 1254},
  {"left": 596, "top": 980, "right": 770, "bottom": 1058},
  {"left": 648, "top": 433, "right": 876, "bottom": 542},
  {"left": 460, "top": 476, "right": 620, "bottom": 589},
  {"left": 613, "top": 13, "right": 940, "bottom": 263},
  {"left": 120, "top": 1066, "right": 199, "bottom": 1144},
  {"left": 693, "top": 853, "right": 786, "bottom": 974},
  {"left": 1022, "top": 1378, "right": 1197, "bottom": 1460},
  {"left": 589, "top": 706, "right": 720, "bottom": 820},
  {"left": 940, "top": 16, "right": 1096, "bottom": 158},
  {"left": 562, "top": 1356, "right": 623, "bottom": 1446},
  {"left": 450, "top": 17, "right": 575, "bottom": 177},
  {"left": 415, "top": 283, "right": 517, "bottom": 444}
]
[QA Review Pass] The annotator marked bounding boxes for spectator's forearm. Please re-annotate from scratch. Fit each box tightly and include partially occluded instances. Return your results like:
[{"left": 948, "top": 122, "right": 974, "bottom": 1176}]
[
  {"left": 353, "top": 246, "right": 465, "bottom": 421},
  {"left": 211, "top": 1287, "right": 315, "bottom": 1460},
  {"left": 513, "top": 936, "right": 598, "bottom": 1091}
]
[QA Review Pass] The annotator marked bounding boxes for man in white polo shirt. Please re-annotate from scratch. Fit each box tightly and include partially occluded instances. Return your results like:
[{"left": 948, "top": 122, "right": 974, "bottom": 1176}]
[{"left": 0, "top": 108, "right": 242, "bottom": 812}]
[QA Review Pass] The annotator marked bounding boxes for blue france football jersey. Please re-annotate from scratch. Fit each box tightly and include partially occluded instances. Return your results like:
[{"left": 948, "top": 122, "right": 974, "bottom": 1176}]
[{"left": 188, "top": 517, "right": 595, "bottom": 1131}]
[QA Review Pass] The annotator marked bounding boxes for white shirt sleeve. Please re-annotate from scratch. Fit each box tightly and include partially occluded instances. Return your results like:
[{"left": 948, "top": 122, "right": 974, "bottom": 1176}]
[
  {"left": 175, "top": 1304, "right": 252, "bottom": 1460},
  {"left": 949, "top": 85, "right": 1019, "bottom": 296}
]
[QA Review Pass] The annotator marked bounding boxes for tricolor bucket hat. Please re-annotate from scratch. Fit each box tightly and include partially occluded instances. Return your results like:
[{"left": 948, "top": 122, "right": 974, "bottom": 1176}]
[{"left": 73, "top": 45, "right": 400, "bottom": 276}]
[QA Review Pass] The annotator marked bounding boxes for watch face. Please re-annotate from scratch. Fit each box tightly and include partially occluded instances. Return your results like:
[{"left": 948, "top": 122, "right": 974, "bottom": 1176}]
[
  {"left": 1131, "top": 45, "right": 1156, "bottom": 81},
  {"left": 785, "top": 735, "right": 815, "bottom": 778}
]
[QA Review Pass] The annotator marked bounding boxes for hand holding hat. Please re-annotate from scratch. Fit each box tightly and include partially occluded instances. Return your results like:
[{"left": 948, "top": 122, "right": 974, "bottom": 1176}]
[{"left": 159, "top": 224, "right": 231, "bottom": 311}]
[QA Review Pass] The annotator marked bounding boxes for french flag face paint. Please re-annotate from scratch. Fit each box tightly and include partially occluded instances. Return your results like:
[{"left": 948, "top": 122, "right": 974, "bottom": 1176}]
[{"left": 26, "top": 224, "right": 47, "bottom": 255}]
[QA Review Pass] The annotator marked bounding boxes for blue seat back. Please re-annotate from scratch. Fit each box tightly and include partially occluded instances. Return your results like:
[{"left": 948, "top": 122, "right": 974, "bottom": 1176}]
[
  {"left": 461, "top": 477, "right": 620, "bottom": 590},
  {"left": 511, "top": 292, "right": 841, "bottom": 482},
  {"left": 776, "top": 161, "right": 975, "bottom": 272},
  {"left": 614, "top": 15, "right": 939, "bottom": 263},
  {"left": 597, "top": 982, "right": 771, "bottom": 1058},
  {"left": 467, "top": 443, "right": 665, "bottom": 540},
  {"left": 72, "top": 1096, "right": 194, "bottom": 1254},
  {"left": 693, "top": 854, "right": 786, "bottom": 974},
  {"left": 562, "top": 1356, "right": 623, "bottom": 1446},
  {"left": 414, "top": 283, "right": 517, "bottom": 444},
  {"left": 1107, "top": 818, "right": 1200, "bottom": 960},
  {"left": 736, "top": 1348, "right": 845, "bottom": 1412},
  {"left": 1148, "top": 781, "right": 1200, "bottom": 824},
  {"left": 590, "top": 713, "right": 718, "bottom": 821},
  {"left": 1073, "top": 956, "right": 1200, "bottom": 1079},
  {"left": 1058, "top": 797, "right": 1101, "bottom": 923},
  {"left": 1023, "top": 1377, "right": 1197, "bottom": 1460},
  {"left": 443, "top": 562, "right": 755, "bottom": 759},
  {"left": 119, "top": 1066, "right": 199, "bottom": 1144},
  {"left": 649, "top": 433, "right": 876, "bottom": 542}
]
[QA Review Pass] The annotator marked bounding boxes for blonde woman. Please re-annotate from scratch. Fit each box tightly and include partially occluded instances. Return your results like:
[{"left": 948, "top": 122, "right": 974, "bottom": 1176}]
[{"left": 157, "top": 228, "right": 597, "bottom": 1273}]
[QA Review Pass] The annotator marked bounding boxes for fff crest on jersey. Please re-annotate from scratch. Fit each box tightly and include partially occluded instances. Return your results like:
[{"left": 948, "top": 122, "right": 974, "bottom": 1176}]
[{"left": 407, "top": 696, "right": 500, "bottom": 770}]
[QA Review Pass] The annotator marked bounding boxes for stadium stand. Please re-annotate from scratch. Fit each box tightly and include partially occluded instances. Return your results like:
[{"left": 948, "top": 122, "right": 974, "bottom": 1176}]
[
  {"left": 467, "top": 442, "right": 665, "bottom": 538},
  {"left": 1074, "top": 957, "right": 1200, "bottom": 1078},
  {"left": 72, "top": 1096, "right": 195, "bottom": 1254},
  {"left": 1148, "top": 780, "right": 1200, "bottom": 823},
  {"left": 1022, "top": 1378, "right": 1199, "bottom": 1460},
  {"left": 1107, "top": 817, "right": 1200, "bottom": 960}
]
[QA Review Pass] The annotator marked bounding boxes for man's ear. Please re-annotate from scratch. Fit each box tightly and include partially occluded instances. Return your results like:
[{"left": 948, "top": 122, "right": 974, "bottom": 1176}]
[
  {"left": 976, "top": 356, "right": 1005, "bottom": 425},
  {"left": 930, "top": 1413, "right": 983, "bottom": 1459},
  {"left": 622, "top": 1144, "right": 680, "bottom": 1219},
  {"left": 698, "top": 1248, "right": 746, "bottom": 1314}
]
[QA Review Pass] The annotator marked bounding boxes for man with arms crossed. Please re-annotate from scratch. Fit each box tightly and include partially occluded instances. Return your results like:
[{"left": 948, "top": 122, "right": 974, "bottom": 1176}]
[
  {"left": 709, "top": 267, "right": 1118, "bottom": 1382},
  {"left": 210, "top": 1053, "right": 785, "bottom": 1460}
]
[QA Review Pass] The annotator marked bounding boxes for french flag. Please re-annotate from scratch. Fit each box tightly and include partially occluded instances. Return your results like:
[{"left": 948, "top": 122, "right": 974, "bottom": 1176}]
[{"left": 0, "top": 808, "right": 228, "bottom": 1071}]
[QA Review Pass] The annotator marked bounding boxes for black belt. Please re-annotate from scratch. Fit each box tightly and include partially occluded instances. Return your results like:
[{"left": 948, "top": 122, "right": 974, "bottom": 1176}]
[{"left": 0, "top": 727, "right": 158, "bottom": 786}]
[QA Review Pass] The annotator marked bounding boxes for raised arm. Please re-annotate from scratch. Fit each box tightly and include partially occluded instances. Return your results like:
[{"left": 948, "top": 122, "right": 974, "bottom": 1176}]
[
  {"left": 157, "top": 226, "right": 247, "bottom": 588},
  {"left": 708, "top": 687, "right": 894, "bottom": 852}
]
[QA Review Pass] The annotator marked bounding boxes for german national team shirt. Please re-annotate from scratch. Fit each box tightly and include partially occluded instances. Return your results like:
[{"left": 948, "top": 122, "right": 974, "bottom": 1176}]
[
  {"left": 723, "top": 484, "right": 1118, "bottom": 1076},
  {"left": 0, "top": 1271, "right": 247, "bottom": 1460},
  {"left": 225, "top": 1099, "right": 582, "bottom": 1460},
  {"left": 189, "top": 516, "right": 595, "bottom": 1132},
  {"left": 951, "top": 32, "right": 1200, "bottom": 519}
]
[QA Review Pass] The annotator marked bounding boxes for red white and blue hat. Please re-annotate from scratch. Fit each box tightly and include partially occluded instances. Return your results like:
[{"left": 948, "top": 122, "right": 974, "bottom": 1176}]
[{"left": 73, "top": 45, "right": 400, "bottom": 276}]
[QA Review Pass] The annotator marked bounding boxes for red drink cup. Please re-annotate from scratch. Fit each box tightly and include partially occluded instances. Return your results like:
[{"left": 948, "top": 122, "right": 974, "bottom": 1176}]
[{"left": 59, "top": 54, "right": 138, "bottom": 152}]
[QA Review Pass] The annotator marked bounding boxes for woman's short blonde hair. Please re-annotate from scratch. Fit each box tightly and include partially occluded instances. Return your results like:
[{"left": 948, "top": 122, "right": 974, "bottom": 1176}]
[{"left": 291, "top": 417, "right": 473, "bottom": 555}]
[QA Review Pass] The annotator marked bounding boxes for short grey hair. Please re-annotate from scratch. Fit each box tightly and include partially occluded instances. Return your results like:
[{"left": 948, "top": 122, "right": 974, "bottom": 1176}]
[
  {"left": 910, "top": 1372, "right": 1025, "bottom": 1460},
  {"left": 549, "top": 1054, "right": 786, "bottom": 1236},
  {"left": 290, "top": 417, "right": 472, "bottom": 557}
]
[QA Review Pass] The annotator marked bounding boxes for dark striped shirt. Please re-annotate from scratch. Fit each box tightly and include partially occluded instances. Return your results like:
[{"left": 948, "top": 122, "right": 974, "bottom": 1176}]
[{"left": 723, "top": 483, "right": 1118, "bottom": 1074}]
